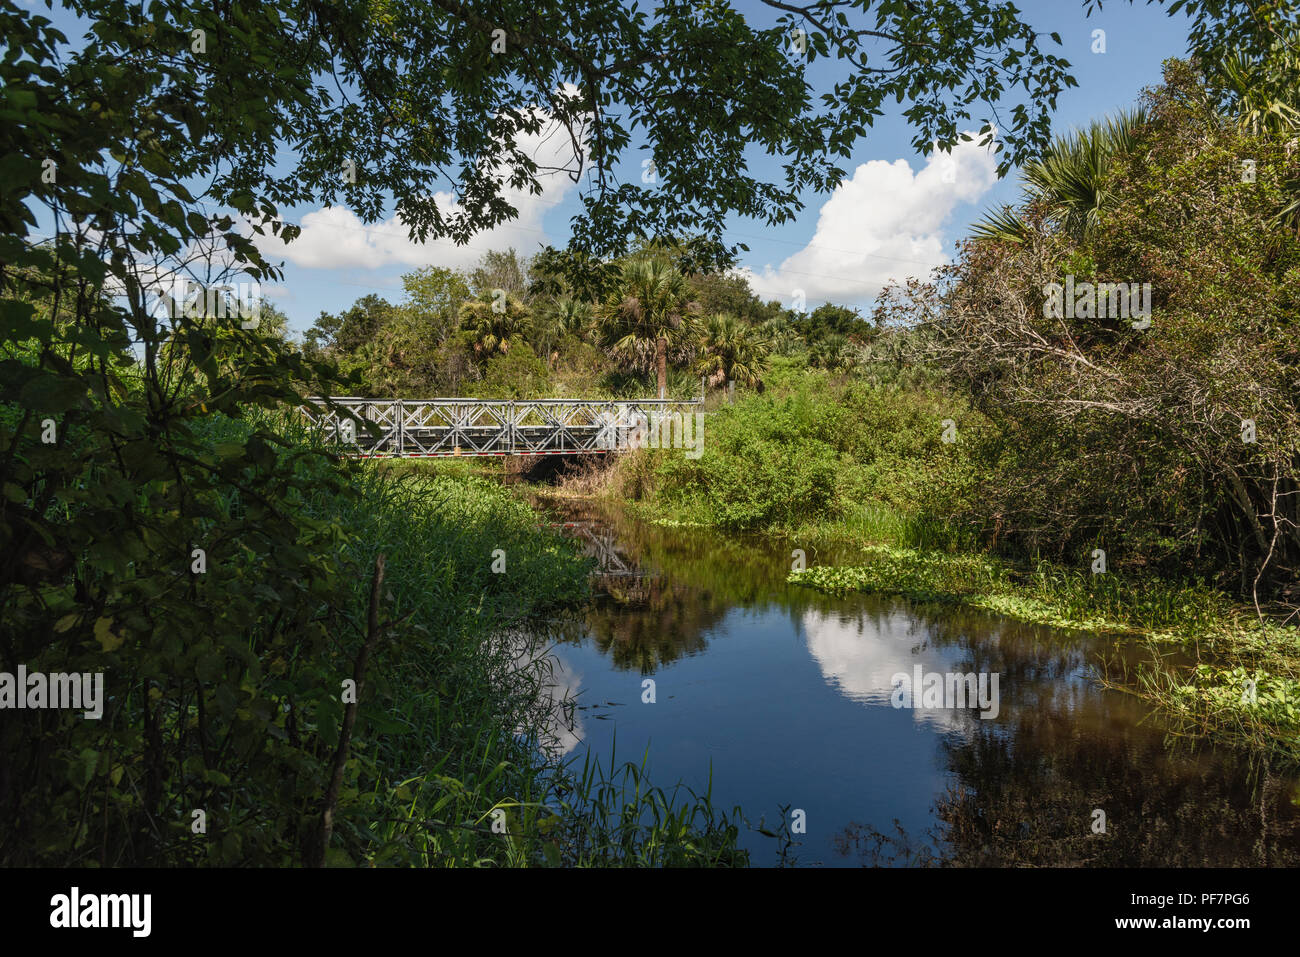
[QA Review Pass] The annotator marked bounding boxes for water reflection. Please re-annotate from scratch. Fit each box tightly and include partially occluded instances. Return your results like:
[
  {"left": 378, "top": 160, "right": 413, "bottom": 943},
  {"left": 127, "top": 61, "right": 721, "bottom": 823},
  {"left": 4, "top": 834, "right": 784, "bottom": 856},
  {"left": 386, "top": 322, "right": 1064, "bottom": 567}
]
[
  {"left": 837, "top": 720, "right": 1300, "bottom": 866},
  {"left": 803, "top": 607, "right": 981, "bottom": 731},
  {"left": 529, "top": 496, "right": 1300, "bottom": 866},
  {"left": 495, "top": 630, "right": 585, "bottom": 758}
]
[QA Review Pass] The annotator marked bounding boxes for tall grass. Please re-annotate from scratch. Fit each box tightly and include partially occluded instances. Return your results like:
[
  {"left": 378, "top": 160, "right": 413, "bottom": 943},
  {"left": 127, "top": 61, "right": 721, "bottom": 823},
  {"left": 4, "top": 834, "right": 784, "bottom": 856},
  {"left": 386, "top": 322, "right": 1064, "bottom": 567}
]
[
  {"left": 793, "top": 501, "right": 978, "bottom": 552},
  {"left": 264, "top": 411, "right": 750, "bottom": 865}
]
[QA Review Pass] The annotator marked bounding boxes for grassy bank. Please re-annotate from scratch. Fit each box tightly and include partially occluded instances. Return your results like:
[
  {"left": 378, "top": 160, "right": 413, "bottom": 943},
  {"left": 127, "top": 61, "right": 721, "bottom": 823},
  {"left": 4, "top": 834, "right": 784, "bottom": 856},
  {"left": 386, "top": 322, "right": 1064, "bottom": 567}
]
[
  {"left": 0, "top": 395, "right": 749, "bottom": 866},
  {"left": 290, "top": 449, "right": 751, "bottom": 866}
]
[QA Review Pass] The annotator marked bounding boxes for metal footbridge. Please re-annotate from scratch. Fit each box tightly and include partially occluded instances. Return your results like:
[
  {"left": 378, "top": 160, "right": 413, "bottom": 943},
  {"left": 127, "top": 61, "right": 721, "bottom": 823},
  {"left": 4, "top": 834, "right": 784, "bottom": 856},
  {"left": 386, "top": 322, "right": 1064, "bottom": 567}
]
[{"left": 301, "top": 397, "right": 702, "bottom": 458}]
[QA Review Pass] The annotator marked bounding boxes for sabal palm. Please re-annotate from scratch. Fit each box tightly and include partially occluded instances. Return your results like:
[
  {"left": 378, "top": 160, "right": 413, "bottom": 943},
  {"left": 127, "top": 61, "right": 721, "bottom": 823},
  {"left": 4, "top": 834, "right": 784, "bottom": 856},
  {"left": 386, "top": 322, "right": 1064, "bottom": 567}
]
[
  {"left": 759, "top": 315, "right": 800, "bottom": 354},
  {"left": 1215, "top": 34, "right": 1300, "bottom": 234},
  {"left": 808, "top": 333, "right": 856, "bottom": 372},
  {"left": 972, "top": 108, "right": 1147, "bottom": 245},
  {"left": 535, "top": 296, "right": 593, "bottom": 366},
  {"left": 1215, "top": 27, "right": 1300, "bottom": 137},
  {"left": 694, "top": 313, "right": 771, "bottom": 389},
  {"left": 460, "top": 295, "right": 531, "bottom": 356},
  {"left": 598, "top": 259, "right": 695, "bottom": 398},
  {"left": 546, "top": 296, "right": 593, "bottom": 338}
]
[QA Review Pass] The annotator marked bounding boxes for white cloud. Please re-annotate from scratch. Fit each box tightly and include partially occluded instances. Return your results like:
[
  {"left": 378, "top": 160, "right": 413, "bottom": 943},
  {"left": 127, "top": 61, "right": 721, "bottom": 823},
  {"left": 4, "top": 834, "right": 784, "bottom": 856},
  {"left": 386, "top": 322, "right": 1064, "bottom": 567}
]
[
  {"left": 740, "top": 134, "right": 999, "bottom": 310},
  {"left": 255, "top": 114, "right": 582, "bottom": 271},
  {"left": 801, "top": 607, "right": 979, "bottom": 734},
  {"left": 500, "top": 638, "right": 585, "bottom": 759}
]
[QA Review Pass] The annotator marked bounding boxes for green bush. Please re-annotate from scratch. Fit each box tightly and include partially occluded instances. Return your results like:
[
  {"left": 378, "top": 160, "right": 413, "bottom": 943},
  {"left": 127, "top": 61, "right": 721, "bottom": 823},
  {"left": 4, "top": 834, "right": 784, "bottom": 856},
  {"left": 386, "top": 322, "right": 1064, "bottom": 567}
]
[
  {"left": 656, "top": 390, "right": 842, "bottom": 530},
  {"left": 648, "top": 369, "right": 980, "bottom": 538}
]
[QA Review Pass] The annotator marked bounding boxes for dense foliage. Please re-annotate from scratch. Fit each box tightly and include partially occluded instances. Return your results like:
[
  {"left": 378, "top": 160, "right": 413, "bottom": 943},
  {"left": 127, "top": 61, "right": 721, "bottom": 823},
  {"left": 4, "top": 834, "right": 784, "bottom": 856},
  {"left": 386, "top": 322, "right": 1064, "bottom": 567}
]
[
  {"left": 883, "top": 61, "right": 1300, "bottom": 598},
  {"left": 301, "top": 244, "right": 803, "bottom": 400},
  {"left": 2, "top": 0, "right": 1112, "bottom": 866}
]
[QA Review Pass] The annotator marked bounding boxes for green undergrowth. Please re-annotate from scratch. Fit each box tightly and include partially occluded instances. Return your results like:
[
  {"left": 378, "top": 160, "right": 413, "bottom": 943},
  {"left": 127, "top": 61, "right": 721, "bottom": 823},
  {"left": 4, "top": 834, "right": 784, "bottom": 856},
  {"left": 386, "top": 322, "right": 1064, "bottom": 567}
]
[
  {"left": 310, "top": 457, "right": 753, "bottom": 866},
  {"left": 1, "top": 392, "right": 751, "bottom": 866},
  {"left": 571, "top": 369, "right": 987, "bottom": 548}
]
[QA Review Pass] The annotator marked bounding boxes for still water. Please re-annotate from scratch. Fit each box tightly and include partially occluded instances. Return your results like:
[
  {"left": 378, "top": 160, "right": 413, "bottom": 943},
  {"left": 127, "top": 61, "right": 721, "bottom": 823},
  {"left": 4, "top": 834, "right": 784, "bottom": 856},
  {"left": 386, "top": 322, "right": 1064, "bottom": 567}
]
[{"left": 524, "top": 498, "right": 1300, "bottom": 866}]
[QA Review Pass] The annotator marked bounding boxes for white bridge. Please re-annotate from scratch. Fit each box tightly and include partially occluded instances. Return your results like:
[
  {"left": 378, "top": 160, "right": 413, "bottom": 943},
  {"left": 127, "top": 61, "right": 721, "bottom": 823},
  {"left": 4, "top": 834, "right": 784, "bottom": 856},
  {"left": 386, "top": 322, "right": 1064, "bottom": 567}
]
[{"left": 301, "top": 397, "right": 703, "bottom": 458}]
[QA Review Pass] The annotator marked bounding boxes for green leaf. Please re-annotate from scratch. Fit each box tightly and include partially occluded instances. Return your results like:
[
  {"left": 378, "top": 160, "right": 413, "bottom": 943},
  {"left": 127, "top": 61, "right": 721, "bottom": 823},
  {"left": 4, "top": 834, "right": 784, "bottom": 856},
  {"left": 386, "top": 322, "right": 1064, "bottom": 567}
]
[
  {"left": 93, "top": 616, "right": 123, "bottom": 652},
  {"left": 17, "top": 374, "right": 86, "bottom": 412},
  {"left": 69, "top": 749, "right": 99, "bottom": 790}
]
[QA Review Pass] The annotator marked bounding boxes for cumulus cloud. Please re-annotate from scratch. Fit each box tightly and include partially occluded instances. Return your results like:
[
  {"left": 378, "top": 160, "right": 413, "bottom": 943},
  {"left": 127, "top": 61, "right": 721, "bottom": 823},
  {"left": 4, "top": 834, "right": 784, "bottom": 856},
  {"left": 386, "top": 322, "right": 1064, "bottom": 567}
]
[
  {"left": 501, "top": 638, "right": 585, "bottom": 758},
  {"left": 255, "top": 115, "right": 583, "bottom": 271},
  {"left": 801, "top": 607, "right": 983, "bottom": 734},
  {"left": 740, "top": 133, "right": 999, "bottom": 310}
]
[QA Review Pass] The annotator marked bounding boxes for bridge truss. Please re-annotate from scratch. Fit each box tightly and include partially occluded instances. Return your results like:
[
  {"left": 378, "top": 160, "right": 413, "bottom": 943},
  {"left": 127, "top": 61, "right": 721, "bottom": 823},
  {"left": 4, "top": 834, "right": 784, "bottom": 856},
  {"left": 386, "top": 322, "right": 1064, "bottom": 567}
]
[
  {"left": 544, "top": 522, "right": 640, "bottom": 577},
  {"left": 301, "top": 397, "right": 702, "bottom": 458}
]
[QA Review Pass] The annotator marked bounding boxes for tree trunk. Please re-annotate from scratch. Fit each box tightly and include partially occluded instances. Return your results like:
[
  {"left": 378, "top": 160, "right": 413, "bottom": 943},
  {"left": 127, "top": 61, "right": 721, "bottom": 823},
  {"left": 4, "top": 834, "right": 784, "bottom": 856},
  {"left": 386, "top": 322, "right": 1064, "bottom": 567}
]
[{"left": 656, "top": 336, "right": 667, "bottom": 399}]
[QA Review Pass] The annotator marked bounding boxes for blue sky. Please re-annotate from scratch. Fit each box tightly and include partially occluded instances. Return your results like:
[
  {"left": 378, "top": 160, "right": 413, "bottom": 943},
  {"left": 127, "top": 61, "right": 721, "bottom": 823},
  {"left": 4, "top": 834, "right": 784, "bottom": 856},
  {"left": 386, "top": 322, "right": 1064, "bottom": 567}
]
[{"left": 29, "top": 0, "right": 1195, "bottom": 332}]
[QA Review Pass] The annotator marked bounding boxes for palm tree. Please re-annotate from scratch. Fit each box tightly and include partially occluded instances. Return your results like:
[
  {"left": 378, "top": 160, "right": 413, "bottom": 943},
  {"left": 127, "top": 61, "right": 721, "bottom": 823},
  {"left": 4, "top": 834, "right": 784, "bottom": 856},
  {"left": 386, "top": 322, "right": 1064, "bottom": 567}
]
[
  {"left": 535, "top": 296, "right": 592, "bottom": 366},
  {"left": 459, "top": 294, "right": 531, "bottom": 356},
  {"left": 759, "top": 314, "right": 801, "bottom": 355},
  {"left": 1213, "top": 35, "right": 1300, "bottom": 235},
  {"left": 808, "top": 333, "right": 857, "bottom": 372},
  {"left": 971, "top": 107, "right": 1147, "bottom": 245},
  {"left": 693, "top": 313, "right": 771, "bottom": 389},
  {"left": 598, "top": 259, "right": 696, "bottom": 398},
  {"left": 1214, "top": 29, "right": 1300, "bottom": 137}
]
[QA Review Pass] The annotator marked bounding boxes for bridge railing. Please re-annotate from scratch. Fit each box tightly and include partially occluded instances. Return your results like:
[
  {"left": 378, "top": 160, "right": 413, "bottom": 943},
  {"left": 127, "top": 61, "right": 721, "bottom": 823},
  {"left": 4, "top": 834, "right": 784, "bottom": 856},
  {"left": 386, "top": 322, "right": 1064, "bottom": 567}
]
[{"left": 300, "top": 396, "right": 703, "bottom": 457}]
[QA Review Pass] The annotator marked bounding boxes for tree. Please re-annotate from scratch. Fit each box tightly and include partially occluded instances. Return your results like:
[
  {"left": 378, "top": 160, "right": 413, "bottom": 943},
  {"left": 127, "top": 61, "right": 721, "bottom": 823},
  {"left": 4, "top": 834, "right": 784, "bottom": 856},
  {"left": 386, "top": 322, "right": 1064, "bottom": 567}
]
[
  {"left": 598, "top": 259, "right": 697, "bottom": 399},
  {"left": 535, "top": 296, "right": 593, "bottom": 367},
  {"left": 754, "top": 308, "right": 803, "bottom": 356},
  {"left": 885, "top": 61, "right": 1300, "bottom": 593},
  {"left": 459, "top": 293, "right": 533, "bottom": 357},
  {"left": 1216, "top": 40, "right": 1300, "bottom": 137},
  {"left": 304, "top": 271, "right": 472, "bottom": 394},
  {"left": 304, "top": 294, "right": 395, "bottom": 357},
  {"left": 401, "top": 267, "right": 472, "bottom": 344},
  {"left": 801, "top": 303, "right": 873, "bottom": 345},
  {"left": 688, "top": 272, "right": 782, "bottom": 326},
  {"left": 472, "top": 341, "right": 551, "bottom": 398},
  {"left": 979, "top": 6, "right": 1300, "bottom": 246},
  {"left": 694, "top": 313, "right": 772, "bottom": 389},
  {"left": 970, "top": 108, "right": 1148, "bottom": 245},
  {"left": 249, "top": 298, "right": 292, "bottom": 344},
  {"left": 1205, "top": 26, "right": 1300, "bottom": 233},
  {"left": 527, "top": 246, "right": 620, "bottom": 304},
  {"left": 808, "top": 333, "right": 858, "bottom": 372},
  {"left": 468, "top": 249, "right": 530, "bottom": 301}
]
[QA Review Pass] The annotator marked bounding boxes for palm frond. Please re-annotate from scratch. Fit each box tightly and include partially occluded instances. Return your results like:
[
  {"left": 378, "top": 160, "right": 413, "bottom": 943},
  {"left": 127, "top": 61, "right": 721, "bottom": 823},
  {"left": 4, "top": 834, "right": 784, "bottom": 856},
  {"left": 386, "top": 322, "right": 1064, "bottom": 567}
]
[
  {"left": 973, "top": 106, "right": 1147, "bottom": 245},
  {"left": 970, "top": 205, "right": 1033, "bottom": 244}
]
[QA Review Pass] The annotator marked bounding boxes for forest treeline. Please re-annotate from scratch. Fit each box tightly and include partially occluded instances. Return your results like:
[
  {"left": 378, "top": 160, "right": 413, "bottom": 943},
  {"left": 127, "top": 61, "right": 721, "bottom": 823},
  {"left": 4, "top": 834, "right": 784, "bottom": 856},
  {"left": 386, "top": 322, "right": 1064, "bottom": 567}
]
[{"left": 296, "top": 243, "right": 866, "bottom": 400}]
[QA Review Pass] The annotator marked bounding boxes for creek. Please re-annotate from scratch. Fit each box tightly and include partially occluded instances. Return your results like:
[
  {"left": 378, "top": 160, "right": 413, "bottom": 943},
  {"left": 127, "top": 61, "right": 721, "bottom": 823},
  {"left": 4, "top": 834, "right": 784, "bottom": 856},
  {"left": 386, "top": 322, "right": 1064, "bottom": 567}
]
[{"left": 521, "top": 497, "right": 1300, "bottom": 866}]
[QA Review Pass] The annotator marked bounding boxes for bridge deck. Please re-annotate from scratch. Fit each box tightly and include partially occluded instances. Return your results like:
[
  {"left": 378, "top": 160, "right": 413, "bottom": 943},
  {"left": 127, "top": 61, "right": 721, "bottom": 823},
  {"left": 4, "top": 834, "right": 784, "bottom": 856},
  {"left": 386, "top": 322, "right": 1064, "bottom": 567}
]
[{"left": 301, "top": 397, "right": 702, "bottom": 457}]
